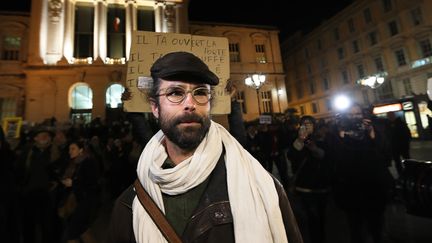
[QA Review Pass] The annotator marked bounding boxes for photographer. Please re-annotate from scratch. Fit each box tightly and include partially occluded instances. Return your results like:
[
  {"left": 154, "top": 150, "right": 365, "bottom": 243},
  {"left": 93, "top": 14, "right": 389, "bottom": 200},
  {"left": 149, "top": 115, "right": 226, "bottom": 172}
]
[
  {"left": 287, "top": 116, "right": 331, "bottom": 243},
  {"left": 328, "top": 103, "right": 393, "bottom": 243}
]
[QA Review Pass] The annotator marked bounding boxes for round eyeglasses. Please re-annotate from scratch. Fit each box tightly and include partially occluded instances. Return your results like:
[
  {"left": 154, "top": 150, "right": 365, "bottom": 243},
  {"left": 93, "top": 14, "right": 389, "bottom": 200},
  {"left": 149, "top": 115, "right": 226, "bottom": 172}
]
[{"left": 156, "top": 86, "right": 212, "bottom": 105}]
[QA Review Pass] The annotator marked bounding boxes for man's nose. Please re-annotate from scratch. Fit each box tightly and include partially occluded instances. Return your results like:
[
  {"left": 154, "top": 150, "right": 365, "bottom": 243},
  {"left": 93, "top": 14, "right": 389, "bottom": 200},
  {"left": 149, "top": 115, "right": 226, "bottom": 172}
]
[{"left": 183, "top": 92, "right": 196, "bottom": 111}]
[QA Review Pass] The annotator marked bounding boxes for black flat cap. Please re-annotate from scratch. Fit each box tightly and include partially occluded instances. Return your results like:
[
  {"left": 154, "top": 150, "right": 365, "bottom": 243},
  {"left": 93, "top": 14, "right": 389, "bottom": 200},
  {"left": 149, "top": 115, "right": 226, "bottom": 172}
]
[{"left": 150, "top": 51, "right": 219, "bottom": 85}]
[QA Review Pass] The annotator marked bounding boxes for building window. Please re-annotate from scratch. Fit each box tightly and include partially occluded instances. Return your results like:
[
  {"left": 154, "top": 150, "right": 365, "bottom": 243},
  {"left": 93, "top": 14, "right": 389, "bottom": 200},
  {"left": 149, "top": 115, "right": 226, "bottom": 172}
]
[
  {"left": 348, "top": 18, "right": 355, "bottom": 33},
  {"left": 333, "top": 28, "right": 340, "bottom": 41},
  {"left": 337, "top": 47, "right": 345, "bottom": 60},
  {"left": 236, "top": 91, "right": 247, "bottom": 114},
  {"left": 388, "top": 21, "right": 399, "bottom": 36},
  {"left": 368, "top": 31, "right": 378, "bottom": 46},
  {"left": 325, "top": 99, "right": 332, "bottom": 111},
  {"left": 374, "top": 57, "right": 385, "bottom": 72},
  {"left": 107, "top": 4, "right": 126, "bottom": 59},
  {"left": 229, "top": 43, "right": 241, "bottom": 62},
  {"left": 410, "top": 7, "right": 423, "bottom": 26},
  {"left": 376, "top": 79, "right": 394, "bottom": 100},
  {"left": 403, "top": 78, "right": 412, "bottom": 95},
  {"left": 70, "top": 83, "right": 93, "bottom": 123},
  {"left": 382, "top": 0, "right": 393, "bottom": 12},
  {"left": 296, "top": 83, "right": 303, "bottom": 99},
  {"left": 137, "top": 6, "right": 155, "bottom": 31},
  {"left": 0, "top": 98, "right": 17, "bottom": 120},
  {"left": 419, "top": 39, "right": 432, "bottom": 58},
  {"left": 106, "top": 84, "right": 125, "bottom": 108},
  {"left": 363, "top": 8, "right": 372, "bottom": 23},
  {"left": 74, "top": 3, "right": 94, "bottom": 59},
  {"left": 342, "top": 70, "right": 349, "bottom": 84},
  {"left": 255, "top": 44, "right": 266, "bottom": 63},
  {"left": 1, "top": 36, "right": 20, "bottom": 60},
  {"left": 357, "top": 64, "right": 365, "bottom": 79},
  {"left": 319, "top": 58, "right": 327, "bottom": 70},
  {"left": 311, "top": 102, "right": 318, "bottom": 113},
  {"left": 309, "top": 80, "right": 315, "bottom": 95},
  {"left": 395, "top": 49, "right": 407, "bottom": 66},
  {"left": 299, "top": 105, "right": 305, "bottom": 115},
  {"left": 352, "top": 40, "right": 360, "bottom": 53},
  {"left": 322, "top": 76, "right": 330, "bottom": 90},
  {"left": 261, "top": 90, "right": 272, "bottom": 113}
]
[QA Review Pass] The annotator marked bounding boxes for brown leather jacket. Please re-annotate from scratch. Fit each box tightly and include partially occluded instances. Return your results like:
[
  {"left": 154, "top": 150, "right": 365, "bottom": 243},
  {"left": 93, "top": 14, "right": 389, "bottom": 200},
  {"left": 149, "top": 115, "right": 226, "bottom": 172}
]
[{"left": 106, "top": 156, "right": 303, "bottom": 243}]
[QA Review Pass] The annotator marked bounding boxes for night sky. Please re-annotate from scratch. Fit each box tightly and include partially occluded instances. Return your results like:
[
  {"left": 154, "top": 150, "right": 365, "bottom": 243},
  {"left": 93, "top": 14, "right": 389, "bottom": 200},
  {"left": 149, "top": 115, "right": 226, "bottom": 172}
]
[
  {"left": 3, "top": 0, "right": 354, "bottom": 41},
  {"left": 189, "top": 0, "right": 354, "bottom": 41}
]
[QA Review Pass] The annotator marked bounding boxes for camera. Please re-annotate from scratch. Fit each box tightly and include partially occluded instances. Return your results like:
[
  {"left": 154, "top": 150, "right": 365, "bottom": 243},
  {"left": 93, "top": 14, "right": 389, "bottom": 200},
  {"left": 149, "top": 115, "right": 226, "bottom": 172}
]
[{"left": 337, "top": 116, "right": 366, "bottom": 140}]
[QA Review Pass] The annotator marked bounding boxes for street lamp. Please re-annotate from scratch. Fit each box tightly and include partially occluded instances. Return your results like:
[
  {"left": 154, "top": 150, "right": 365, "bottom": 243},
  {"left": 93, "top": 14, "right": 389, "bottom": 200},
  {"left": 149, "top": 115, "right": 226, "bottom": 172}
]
[
  {"left": 245, "top": 73, "right": 266, "bottom": 114},
  {"left": 356, "top": 72, "right": 387, "bottom": 89}
]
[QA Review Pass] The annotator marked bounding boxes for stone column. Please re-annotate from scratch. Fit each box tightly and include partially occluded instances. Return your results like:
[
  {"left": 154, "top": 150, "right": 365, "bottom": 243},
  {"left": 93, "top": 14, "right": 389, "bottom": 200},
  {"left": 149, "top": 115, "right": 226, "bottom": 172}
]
[
  {"left": 60, "top": 0, "right": 75, "bottom": 64},
  {"left": 28, "top": 0, "right": 45, "bottom": 65},
  {"left": 94, "top": 0, "right": 107, "bottom": 63},
  {"left": 125, "top": 0, "right": 137, "bottom": 60},
  {"left": 45, "top": 0, "right": 65, "bottom": 64},
  {"left": 154, "top": 1, "right": 164, "bottom": 32}
]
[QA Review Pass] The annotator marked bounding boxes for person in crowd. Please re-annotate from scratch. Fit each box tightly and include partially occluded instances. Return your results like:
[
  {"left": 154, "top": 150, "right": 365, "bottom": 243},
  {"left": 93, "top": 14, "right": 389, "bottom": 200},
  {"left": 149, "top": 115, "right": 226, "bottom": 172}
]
[
  {"left": 287, "top": 115, "right": 331, "bottom": 243},
  {"left": 386, "top": 111, "right": 412, "bottom": 178},
  {"left": 226, "top": 80, "right": 247, "bottom": 147},
  {"left": 58, "top": 140, "right": 100, "bottom": 243},
  {"left": 329, "top": 103, "right": 393, "bottom": 243},
  {"left": 107, "top": 51, "right": 303, "bottom": 243},
  {"left": 0, "top": 127, "right": 20, "bottom": 242},
  {"left": 16, "top": 127, "right": 61, "bottom": 243}
]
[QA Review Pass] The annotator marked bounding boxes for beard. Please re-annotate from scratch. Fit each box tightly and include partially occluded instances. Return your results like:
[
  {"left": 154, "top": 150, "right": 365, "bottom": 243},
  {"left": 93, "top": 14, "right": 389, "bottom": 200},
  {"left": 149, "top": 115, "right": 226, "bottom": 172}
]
[{"left": 158, "top": 111, "right": 211, "bottom": 151}]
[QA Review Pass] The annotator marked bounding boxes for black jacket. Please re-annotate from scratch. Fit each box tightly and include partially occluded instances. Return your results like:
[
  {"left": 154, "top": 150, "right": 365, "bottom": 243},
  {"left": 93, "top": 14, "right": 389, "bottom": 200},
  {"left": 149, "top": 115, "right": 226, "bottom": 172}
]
[{"left": 106, "top": 156, "right": 303, "bottom": 243}]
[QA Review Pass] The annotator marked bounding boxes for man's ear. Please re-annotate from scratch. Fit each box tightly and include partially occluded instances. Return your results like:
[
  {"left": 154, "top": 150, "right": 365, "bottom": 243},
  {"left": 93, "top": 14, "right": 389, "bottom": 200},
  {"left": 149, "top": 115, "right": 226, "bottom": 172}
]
[{"left": 150, "top": 98, "right": 159, "bottom": 119}]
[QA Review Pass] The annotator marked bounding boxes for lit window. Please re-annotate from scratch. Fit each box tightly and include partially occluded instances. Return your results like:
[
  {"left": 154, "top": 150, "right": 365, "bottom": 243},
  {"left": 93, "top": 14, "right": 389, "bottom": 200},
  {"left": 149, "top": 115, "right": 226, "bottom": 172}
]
[
  {"left": 229, "top": 43, "right": 241, "bottom": 62},
  {"left": 255, "top": 44, "right": 266, "bottom": 63},
  {"left": 70, "top": 83, "right": 93, "bottom": 109},
  {"left": 1, "top": 36, "right": 20, "bottom": 60},
  {"left": 106, "top": 84, "right": 125, "bottom": 108},
  {"left": 261, "top": 90, "right": 272, "bottom": 113},
  {"left": 107, "top": 4, "right": 126, "bottom": 59}
]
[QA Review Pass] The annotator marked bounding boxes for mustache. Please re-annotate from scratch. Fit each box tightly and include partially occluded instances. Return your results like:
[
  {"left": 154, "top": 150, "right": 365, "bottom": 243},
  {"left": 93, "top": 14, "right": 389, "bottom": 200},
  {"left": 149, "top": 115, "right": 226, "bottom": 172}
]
[{"left": 175, "top": 113, "right": 204, "bottom": 124}]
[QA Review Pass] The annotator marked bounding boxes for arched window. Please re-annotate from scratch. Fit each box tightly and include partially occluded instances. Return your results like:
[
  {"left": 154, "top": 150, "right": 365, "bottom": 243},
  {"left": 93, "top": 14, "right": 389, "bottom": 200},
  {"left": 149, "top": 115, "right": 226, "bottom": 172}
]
[
  {"left": 69, "top": 83, "right": 93, "bottom": 123},
  {"left": 106, "top": 83, "right": 125, "bottom": 108},
  {"left": 70, "top": 83, "right": 93, "bottom": 109}
]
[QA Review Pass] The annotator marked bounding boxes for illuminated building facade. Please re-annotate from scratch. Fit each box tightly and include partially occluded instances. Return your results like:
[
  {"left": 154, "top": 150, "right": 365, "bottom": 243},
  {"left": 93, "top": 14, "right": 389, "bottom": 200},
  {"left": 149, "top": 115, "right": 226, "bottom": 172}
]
[
  {"left": 0, "top": 0, "right": 286, "bottom": 124},
  {"left": 281, "top": 0, "right": 432, "bottom": 138}
]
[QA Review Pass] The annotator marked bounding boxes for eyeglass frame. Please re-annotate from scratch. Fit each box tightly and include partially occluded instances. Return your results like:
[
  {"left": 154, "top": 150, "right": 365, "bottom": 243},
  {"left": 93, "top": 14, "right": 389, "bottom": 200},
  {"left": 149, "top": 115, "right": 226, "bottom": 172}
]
[{"left": 156, "top": 85, "right": 214, "bottom": 105}]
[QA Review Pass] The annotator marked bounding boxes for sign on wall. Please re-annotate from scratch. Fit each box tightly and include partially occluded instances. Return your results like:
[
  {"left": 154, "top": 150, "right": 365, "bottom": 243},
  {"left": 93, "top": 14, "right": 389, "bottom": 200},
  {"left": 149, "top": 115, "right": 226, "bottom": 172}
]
[
  {"left": 2, "top": 117, "right": 22, "bottom": 139},
  {"left": 123, "top": 31, "right": 231, "bottom": 114}
]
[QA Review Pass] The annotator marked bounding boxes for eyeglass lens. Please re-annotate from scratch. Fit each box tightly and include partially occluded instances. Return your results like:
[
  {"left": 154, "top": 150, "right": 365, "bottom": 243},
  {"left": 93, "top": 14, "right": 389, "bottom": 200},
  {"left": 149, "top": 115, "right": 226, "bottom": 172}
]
[{"left": 162, "top": 87, "right": 211, "bottom": 104}]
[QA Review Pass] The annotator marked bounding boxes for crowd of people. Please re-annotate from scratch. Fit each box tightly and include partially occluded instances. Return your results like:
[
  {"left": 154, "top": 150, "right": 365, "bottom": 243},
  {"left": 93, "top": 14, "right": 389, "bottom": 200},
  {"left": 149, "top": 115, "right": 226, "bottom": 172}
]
[
  {"left": 0, "top": 115, "right": 155, "bottom": 243},
  {"left": 0, "top": 52, "right": 414, "bottom": 243}
]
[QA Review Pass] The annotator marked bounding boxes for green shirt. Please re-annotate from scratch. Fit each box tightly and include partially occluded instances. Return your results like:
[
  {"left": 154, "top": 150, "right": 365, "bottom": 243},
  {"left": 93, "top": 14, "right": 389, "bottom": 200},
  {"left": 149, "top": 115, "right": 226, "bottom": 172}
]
[{"left": 161, "top": 158, "right": 210, "bottom": 235}]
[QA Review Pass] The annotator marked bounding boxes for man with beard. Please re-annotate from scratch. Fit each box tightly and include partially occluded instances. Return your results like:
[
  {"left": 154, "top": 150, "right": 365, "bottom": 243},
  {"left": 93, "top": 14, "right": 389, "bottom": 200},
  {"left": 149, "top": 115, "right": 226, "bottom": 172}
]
[{"left": 107, "top": 51, "right": 302, "bottom": 243}]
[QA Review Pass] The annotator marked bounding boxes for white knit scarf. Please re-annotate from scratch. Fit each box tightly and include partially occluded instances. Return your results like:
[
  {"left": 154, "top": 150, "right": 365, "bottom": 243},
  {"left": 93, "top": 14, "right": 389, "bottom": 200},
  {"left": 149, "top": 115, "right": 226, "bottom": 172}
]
[{"left": 132, "top": 121, "right": 288, "bottom": 243}]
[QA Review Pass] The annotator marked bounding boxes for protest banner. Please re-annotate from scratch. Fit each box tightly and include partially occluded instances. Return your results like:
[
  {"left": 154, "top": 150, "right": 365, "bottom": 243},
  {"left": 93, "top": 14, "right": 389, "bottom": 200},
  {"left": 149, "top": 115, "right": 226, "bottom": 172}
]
[{"left": 124, "top": 31, "right": 230, "bottom": 114}]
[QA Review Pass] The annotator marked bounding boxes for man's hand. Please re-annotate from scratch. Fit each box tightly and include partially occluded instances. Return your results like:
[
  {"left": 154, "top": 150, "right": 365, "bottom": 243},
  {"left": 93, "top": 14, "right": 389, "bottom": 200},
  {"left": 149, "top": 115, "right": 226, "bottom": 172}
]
[{"left": 121, "top": 88, "right": 132, "bottom": 101}]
